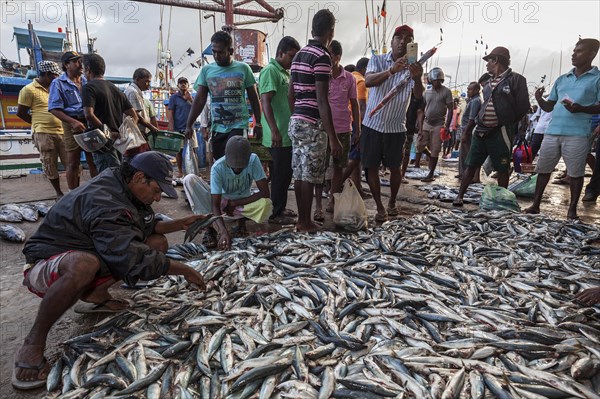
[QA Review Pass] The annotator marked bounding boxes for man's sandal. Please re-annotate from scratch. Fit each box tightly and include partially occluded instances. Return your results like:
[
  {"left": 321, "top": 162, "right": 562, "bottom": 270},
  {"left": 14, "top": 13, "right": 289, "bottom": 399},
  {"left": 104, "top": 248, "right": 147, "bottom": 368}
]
[{"left": 12, "top": 358, "right": 48, "bottom": 390}]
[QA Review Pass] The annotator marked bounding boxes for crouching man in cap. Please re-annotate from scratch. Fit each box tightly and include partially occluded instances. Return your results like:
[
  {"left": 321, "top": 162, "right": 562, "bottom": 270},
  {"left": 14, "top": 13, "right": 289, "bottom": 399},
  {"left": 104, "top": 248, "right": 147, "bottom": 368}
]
[
  {"left": 183, "top": 136, "right": 272, "bottom": 250},
  {"left": 13, "top": 151, "right": 207, "bottom": 390}
]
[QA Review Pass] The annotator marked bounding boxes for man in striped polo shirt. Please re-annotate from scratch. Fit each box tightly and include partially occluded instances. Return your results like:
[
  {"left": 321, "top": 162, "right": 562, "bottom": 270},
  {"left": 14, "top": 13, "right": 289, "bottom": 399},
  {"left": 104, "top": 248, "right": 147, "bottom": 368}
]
[
  {"left": 288, "top": 9, "right": 341, "bottom": 232},
  {"left": 453, "top": 46, "right": 529, "bottom": 207},
  {"left": 361, "top": 25, "right": 424, "bottom": 222}
]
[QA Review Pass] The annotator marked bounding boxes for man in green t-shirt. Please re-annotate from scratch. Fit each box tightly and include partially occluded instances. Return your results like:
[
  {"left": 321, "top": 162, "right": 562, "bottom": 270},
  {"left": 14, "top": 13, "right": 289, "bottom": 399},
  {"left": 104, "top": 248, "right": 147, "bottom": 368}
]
[
  {"left": 258, "top": 36, "right": 301, "bottom": 225},
  {"left": 185, "top": 31, "right": 262, "bottom": 161}
]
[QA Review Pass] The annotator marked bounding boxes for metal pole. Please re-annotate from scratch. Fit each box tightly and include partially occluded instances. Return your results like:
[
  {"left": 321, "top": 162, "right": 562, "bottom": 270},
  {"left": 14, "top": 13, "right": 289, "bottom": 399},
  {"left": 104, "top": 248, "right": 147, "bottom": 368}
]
[
  {"left": 204, "top": 14, "right": 217, "bottom": 33},
  {"left": 134, "top": 0, "right": 283, "bottom": 20},
  {"left": 70, "top": 0, "right": 80, "bottom": 53},
  {"left": 198, "top": 2, "right": 204, "bottom": 66}
]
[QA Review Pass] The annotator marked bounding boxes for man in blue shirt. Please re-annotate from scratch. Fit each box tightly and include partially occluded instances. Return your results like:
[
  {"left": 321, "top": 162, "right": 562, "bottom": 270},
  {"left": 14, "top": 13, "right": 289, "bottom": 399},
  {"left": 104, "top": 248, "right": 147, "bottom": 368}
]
[
  {"left": 168, "top": 77, "right": 198, "bottom": 177},
  {"left": 182, "top": 137, "right": 271, "bottom": 250},
  {"left": 48, "top": 51, "right": 98, "bottom": 188},
  {"left": 525, "top": 39, "right": 600, "bottom": 220}
]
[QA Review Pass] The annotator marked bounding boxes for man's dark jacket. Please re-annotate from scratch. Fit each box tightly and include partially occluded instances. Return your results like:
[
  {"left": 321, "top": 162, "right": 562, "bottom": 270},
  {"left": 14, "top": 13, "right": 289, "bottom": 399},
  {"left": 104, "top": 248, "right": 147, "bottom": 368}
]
[
  {"left": 23, "top": 168, "right": 170, "bottom": 286},
  {"left": 478, "top": 68, "right": 530, "bottom": 127}
]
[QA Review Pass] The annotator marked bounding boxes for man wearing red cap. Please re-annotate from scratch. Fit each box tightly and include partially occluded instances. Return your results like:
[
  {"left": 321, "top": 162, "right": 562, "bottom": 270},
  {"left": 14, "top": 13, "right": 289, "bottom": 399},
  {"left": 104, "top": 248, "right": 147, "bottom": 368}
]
[
  {"left": 453, "top": 46, "right": 530, "bottom": 206},
  {"left": 361, "top": 24, "right": 424, "bottom": 222}
]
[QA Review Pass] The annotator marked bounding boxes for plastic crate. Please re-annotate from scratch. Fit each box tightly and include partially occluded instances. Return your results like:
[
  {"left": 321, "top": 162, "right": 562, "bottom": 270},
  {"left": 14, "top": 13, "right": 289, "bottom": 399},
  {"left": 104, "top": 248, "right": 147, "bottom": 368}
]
[
  {"left": 148, "top": 131, "right": 184, "bottom": 155},
  {"left": 247, "top": 136, "right": 272, "bottom": 162}
]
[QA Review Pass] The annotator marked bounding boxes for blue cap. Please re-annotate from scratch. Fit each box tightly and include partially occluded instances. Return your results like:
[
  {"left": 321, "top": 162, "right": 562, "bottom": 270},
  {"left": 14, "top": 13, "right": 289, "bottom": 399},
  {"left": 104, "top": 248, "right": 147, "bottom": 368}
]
[{"left": 130, "top": 151, "right": 177, "bottom": 198}]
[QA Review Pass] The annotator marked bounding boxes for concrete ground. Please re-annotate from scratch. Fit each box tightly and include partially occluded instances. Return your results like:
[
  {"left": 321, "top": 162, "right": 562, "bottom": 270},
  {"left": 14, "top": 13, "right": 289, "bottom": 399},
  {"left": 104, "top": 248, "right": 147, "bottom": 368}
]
[{"left": 0, "top": 159, "right": 598, "bottom": 398}]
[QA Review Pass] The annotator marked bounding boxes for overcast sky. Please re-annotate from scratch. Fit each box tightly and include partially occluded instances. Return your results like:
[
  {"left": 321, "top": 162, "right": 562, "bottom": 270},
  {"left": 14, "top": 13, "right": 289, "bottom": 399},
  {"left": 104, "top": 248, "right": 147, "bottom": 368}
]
[{"left": 1, "top": 0, "right": 599, "bottom": 94}]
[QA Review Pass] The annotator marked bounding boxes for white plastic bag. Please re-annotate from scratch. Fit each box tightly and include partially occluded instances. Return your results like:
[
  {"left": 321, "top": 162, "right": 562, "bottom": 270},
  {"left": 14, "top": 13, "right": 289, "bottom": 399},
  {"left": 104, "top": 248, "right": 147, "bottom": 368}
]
[
  {"left": 333, "top": 179, "right": 368, "bottom": 232},
  {"left": 114, "top": 116, "right": 147, "bottom": 154}
]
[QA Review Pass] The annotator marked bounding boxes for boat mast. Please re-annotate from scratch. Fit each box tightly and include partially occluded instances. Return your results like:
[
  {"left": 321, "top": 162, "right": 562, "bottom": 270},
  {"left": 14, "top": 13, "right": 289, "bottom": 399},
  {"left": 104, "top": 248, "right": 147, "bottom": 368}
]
[
  {"left": 82, "top": 0, "right": 96, "bottom": 53},
  {"left": 70, "top": 0, "right": 81, "bottom": 53}
]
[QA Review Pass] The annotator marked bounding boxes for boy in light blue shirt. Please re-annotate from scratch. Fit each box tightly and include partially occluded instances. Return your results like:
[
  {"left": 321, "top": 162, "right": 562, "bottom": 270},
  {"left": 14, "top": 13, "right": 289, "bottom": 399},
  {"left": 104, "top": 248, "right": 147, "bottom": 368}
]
[{"left": 183, "top": 137, "right": 271, "bottom": 249}]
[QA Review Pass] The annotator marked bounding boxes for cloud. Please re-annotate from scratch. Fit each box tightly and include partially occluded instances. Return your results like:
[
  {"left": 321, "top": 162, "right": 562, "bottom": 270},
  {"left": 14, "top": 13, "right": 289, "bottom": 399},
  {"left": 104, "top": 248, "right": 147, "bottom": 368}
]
[{"left": 2, "top": 0, "right": 598, "bottom": 94}]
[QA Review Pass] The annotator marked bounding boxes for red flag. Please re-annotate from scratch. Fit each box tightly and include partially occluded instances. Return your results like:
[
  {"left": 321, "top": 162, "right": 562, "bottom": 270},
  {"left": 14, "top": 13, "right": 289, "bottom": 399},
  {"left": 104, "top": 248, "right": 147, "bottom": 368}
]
[
  {"left": 381, "top": 0, "right": 387, "bottom": 17},
  {"left": 366, "top": 14, "right": 369, "bottom": 28}
]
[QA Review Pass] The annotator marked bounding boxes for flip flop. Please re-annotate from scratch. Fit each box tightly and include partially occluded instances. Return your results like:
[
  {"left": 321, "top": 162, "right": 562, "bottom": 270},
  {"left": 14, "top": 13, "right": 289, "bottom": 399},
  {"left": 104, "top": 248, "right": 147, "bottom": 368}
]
[
  {"left": 73, "top": 298, "right": 132, "bottom": 314},
  {"left": 12, "top": 358, "right": 48, "bottom": 390}
]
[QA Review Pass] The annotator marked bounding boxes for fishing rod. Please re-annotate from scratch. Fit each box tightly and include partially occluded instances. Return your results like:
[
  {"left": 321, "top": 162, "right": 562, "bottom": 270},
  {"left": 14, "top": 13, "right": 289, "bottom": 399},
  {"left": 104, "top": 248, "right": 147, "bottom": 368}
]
[{"left": 522, "top": 47, "right": 530, "bottom": 76}]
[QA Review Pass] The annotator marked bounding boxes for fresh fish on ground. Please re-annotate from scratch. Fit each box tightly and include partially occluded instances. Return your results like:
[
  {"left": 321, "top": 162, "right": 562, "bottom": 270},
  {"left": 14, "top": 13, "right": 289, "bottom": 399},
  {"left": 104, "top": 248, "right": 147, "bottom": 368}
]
[
  {"left": 18, "top": 204, "right": 39, "bottom": 221},
  {"left": 418, "top": 183, "right": 484, "bottom": 203},
  {"left": 404, "top": 167, "right": 442, "bottom": 180},
  {"left": 184, "top": 214, "right": 223, "bottom": 243},
  {"left": 47, "top": 207, "right": 600, "bottom": 398},
  {"left": 0, "top": 224, "right": 26, "bottom": 243},
  {"left": 0, "top": 207, "right": 23, "bottom": 222},
  {"left": 34, "top": 202, "right": 51, "bottom": 216}
]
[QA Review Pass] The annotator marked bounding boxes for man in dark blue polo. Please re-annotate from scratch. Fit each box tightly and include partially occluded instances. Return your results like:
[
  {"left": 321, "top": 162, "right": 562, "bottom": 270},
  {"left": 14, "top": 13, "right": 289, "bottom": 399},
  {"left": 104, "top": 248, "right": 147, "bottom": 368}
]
[{"left": 168, "top": 77, "right": 198, "bottom": 177}]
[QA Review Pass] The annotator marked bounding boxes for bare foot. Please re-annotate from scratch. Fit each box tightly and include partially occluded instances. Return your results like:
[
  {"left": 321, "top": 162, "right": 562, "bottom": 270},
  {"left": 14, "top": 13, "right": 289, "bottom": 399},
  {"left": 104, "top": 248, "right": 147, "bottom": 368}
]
[
  {"left": 296, "top": 222, "right": 321, "bottom": 233},
  {"left": 523, "top": 206, "right": 540, "bottom": 215},
  {"left": 14, "top": 344, "right": 49, "bottom": 383},
  {"left": 567, "top": 209, "right": 579, "bottom": 220}
]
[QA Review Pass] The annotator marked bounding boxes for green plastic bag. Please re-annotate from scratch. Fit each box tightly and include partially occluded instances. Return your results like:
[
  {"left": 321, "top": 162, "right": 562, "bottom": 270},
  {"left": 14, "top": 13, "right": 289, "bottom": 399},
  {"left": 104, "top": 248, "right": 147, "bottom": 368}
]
[
  {"left": 510, "top": 174, "right": 538, "bottom": 198},
  {"left": 479, "top": 184, "right": 521, "bottom": 213}
]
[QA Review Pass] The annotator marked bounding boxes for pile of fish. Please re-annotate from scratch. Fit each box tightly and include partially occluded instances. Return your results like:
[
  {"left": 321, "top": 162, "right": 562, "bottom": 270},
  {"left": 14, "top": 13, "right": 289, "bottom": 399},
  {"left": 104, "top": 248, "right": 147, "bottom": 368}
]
[
  {"left": 404, "top": 168, "right": 442, "bottom": 180},
  {"left": 418, "top": 184, "right": 485, "bottom": 204},
  {"left": 166, "top": 242, "right": 209, "bottom": 261},
  {"left": 47, "top": 207, "right": 600, "bottom": 398},
  {"left": 0, "top": 202, "right": 49, "bottom": 243},
  {"left": 0, "top": 202, "right": 50, "bottom": 222}
]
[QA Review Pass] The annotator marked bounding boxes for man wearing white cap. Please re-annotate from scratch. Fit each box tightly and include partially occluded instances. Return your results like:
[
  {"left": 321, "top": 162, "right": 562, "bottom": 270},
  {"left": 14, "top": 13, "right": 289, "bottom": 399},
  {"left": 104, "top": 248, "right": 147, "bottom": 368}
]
[
  {"left": 13, "top": 151, "right": 208, "bottom": 390},
  {"left": 183, "top": 136, "right": 271, "bottom": 250},
  {"left": 17, "top": 61, "right": 66, "bottom": 199}
]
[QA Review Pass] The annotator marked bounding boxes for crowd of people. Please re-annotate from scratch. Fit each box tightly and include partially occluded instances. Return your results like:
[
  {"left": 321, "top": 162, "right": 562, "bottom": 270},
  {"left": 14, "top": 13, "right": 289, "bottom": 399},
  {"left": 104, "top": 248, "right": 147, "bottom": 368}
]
[{"left": 11, "top": 9, "right": 600, "bottom": 390}]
